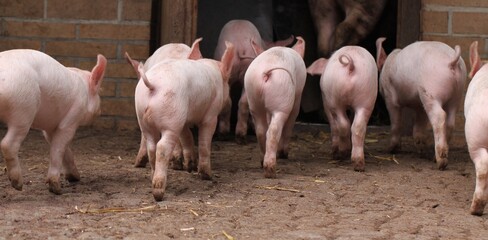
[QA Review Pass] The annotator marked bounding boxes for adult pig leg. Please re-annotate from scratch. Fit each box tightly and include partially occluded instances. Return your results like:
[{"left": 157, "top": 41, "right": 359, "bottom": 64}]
[
  {"left": 218, "top": 96, "right": 232, "bottom": 135},
  {"left": 308, "top": 0, "right": 340, "bottom": 57},
  {"left": 235, "top": 88, "right": 250, "bottom": 144}
]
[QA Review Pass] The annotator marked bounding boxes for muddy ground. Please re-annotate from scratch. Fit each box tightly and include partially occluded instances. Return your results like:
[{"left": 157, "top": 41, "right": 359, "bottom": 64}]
[{"left": 0, "top": 124, "right": 487, "bottom": 239}]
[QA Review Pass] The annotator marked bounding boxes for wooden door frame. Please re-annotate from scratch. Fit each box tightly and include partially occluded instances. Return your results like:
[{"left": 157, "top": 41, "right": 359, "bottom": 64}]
[
  {"left": 155, "top": 0, "right": 420, "bottom": 50},
  {"left": 157, "top": 0, "right": 198, "bottom": 47}
]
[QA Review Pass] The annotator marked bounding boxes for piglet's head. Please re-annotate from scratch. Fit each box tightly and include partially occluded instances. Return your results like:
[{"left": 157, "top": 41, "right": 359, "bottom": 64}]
[{"left": 71, "top": 54, "right": 107, "bottom": 124}]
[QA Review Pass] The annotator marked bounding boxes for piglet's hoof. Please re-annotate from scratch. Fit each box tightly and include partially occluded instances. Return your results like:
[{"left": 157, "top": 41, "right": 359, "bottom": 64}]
[
  {"left": 65, "top": 173, "right": 80, "bottom": 182},
  {"left": 48, "top": 180, "right": 62, "bottom": 195},
  {"left": 153, "top": 189, "right": 165, "bottom": 202},
  {"left": 199, "top": 171, "right": 212, "bottom": 180},
  {"left": 470, "top": 199, "right": 486, "bottom": 216},
  {"left": 353, "top": 160, "right": 365, "bottom": 172},
  {"left": 264, "top": 166, "right": 276, "bottom": 179},
  {"left": 437, "top": 158, "right": 448, "bottom": 170},
  {"left": 10, "top": 179, "right": 23, "bottom": 191},
  {"left": 198, "top": 165, "right": 212, "bottom": 180},
  {"left": 134, "top": 155, "right": 148, "bottom": 168},
  {"left": 8, "top": 170, "right": 23, "bottom": 191}
]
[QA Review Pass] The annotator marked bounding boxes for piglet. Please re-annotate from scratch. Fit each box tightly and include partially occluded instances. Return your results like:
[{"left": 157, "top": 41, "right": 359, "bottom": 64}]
[
  {"left": 214, "top": 20, "right": 294, "bottom": 143},
  {"left": 307, "top": 46, "right": 378, "bottom": 171},
  {"left": 244, "top": 37, "right": 306, "bottom": 178},
  {"left": 0, "top": 49, "right": 106, "bottom": 194},
  {"left": 126, "top": 38, "right": 203, "bottom": 169},
  {"left": 464, "top": 41, "right": 488, "bottom": 215},
  {"left": 135, "top": 41, "right": 234, "bottom": 201},
  {"left": 376, "top": 38, "right": 466, "bottom": 170}
]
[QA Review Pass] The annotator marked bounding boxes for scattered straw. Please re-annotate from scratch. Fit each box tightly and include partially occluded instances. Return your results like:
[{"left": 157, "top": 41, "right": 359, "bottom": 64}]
[
  {"left": 74, "top": 205, "right": 161, "bottom": 214},
  {"left": 180, "top": 227, "right": 195, "bottom": 232},
  {"left": 364, "top": 138, "right": 379, "bottom": 143},
  {"left": 189, "top": 209, "right": 199, "bottom": 217},
  {"left": 368, "top": 153, "right": 399, "bottom": 164},
  {"left": 222, "top": 230, "right": 235, "bottom": 240},
  {"left": 255, "top": 185, "right": 300, "bottom": 193}
]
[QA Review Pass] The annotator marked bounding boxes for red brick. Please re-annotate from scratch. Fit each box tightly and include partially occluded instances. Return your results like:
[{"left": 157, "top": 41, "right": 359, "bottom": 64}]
[
  {"left": 119, "top": 81, "right": 137, "bottom": 97},
  {"left": 421, "top": 10, "right": 448, "bottom": 34},
  {"left": 123, "top": 0, "right": 152, "bottom": 21},
  {"left": 101, "top": 98, "right": 136, "bottom": 117},
  {"left": 453, "top": 12, "right": 488, "bottom": 35},
  {"left": 122, "top": 44, "right": 150, "bottom": 60},
  {"left": 423, "top": 0, "right": 488, "bottom": 7},
  {"left": 47, "top": 0, "right": 118, "bottom": 20},
  {"left": 116, "top": 119, "right": 139, "bottom": 131},
  {"left": 100, "top": 81, "right": 117, "bottom": 97},
  {"left": 0, "top": 39, "right": 41, "bottom": 51},
  {"left": 45, "top": 41, "right": 117, "bottom": 58},
  {"left": 0, "top": 0, "right": 44, "bottom": 18},
  {"left": 92, "top": 117, "right": 116, "bottom": 129},
  {"left": 79, "top": 24, "right": 150, "bottom": 40},
  {"left": 4, "top": 21, "right": 76, "bottom": 38},
  {"left": 104, "top": 62, "right": 139, "bottom": 79}
]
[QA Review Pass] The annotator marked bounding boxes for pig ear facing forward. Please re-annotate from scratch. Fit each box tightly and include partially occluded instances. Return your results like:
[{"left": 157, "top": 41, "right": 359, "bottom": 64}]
[
  {"left": 469, "top": 41, "right": 482, "bottom": 78},
  {"left": 125, "top": 52, "right": 140, "bottom": 78},
  {"left": 89, "top": 54, "right": 107, "bottom": 93},
  {"left": 376, "top": 37, "right": 387, "bottom": 71},
  {"left": 219, "top": 41, "right": 235, "bottom": 82},
  {"left": 250, "top": 38, "right": 265, "bottom": 56},
  {"left": 188, "top": 37, "right": 203, "bottom": 60},
  {"left": 292, "top": 36, "right": 306, "bottom": 59},
  {"left": 306, "top": 58, "right": 328, "bottom": 76}
]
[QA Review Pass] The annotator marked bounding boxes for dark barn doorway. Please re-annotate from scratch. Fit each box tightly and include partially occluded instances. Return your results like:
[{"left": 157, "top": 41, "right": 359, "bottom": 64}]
[{"left": 154, "top": 0, "right": 420, "bottom": 130}]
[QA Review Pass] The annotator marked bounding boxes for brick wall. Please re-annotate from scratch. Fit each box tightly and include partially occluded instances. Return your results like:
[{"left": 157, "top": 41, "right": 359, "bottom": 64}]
[
  {"left": 0, "top": 0, "right": 152, "bottom": 130},
  {"left": 421, "top": 0, "right": 488, "bottom": 134}
]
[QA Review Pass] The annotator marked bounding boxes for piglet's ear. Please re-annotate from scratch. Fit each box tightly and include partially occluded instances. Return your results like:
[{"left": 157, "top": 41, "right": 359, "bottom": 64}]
[
  {"left": 376, "top": 37, "right": 387, "bottom": 71},
  {"left": 90, "top": 54, "right": 107, "bottom": 92},
  {"left": 469, "top": 41, "right": 482, "bottom": 79},
  {"left": 188, "top": 37, "right": 203, "bottom": 60},
  {"left": 250, "top": 38, "right": 264, "bottom": 56},
  {"left": 219, "top": 41, "right": 235, "bottom": 83},
  {"left": 292, "top": 36, "right": 306, "bottom": 59},
  {"left": 306, "top": 58, "right": 328, "bottom": 76}
]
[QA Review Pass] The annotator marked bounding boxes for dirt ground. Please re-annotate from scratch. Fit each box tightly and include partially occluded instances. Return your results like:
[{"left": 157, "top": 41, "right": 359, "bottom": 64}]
[{"left": 0, "top": 124, "right": 487, "bottom": 239}]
